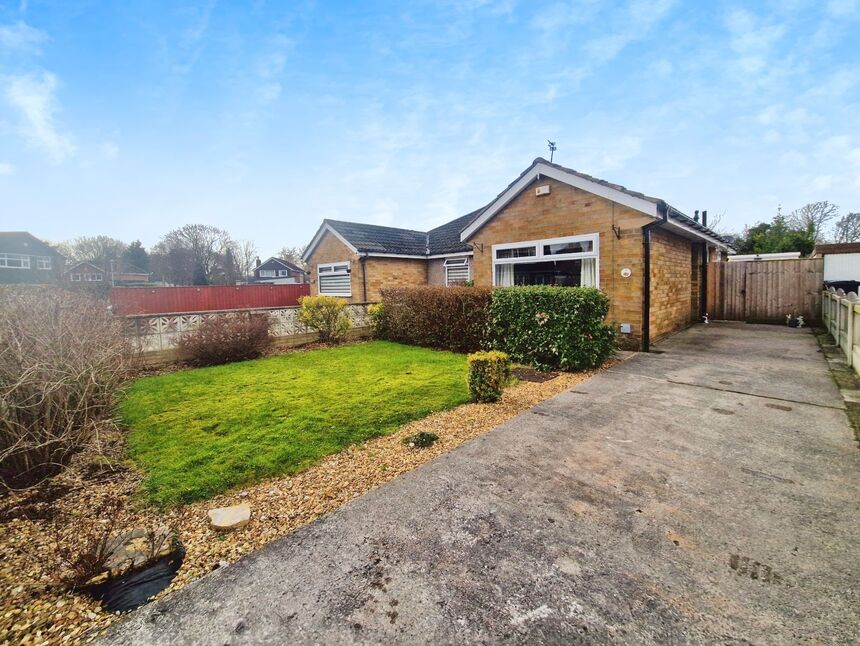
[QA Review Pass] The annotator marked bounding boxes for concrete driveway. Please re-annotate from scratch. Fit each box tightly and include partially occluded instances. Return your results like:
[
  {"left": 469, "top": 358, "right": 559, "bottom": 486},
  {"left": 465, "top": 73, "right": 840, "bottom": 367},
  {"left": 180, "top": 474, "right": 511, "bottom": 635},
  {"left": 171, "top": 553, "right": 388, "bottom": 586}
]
[{"left": 102, "top": 323, "right": 860, "bottom": 644}]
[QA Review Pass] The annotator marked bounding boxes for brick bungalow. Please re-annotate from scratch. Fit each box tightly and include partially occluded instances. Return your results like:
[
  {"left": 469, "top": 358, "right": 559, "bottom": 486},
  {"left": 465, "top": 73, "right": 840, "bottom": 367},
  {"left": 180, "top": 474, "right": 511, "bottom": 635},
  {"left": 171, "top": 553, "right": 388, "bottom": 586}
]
[{"left": 302, "top": 158, "right": 732, "bottom": 350}]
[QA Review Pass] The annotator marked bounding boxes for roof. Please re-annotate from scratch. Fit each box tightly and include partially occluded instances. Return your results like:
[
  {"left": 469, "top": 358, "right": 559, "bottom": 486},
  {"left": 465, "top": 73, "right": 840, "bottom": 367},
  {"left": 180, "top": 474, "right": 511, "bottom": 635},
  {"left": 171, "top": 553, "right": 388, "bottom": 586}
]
[
  {"left": 812, "top": 242, "right": 860, "bottom": 256},
  {"left": 64, "top": 260, "right": 149, "bottom": 275},
  {"left": 0, "top": 231, "right": 62, "bottom": 257},
  {"left": 303, "top": 159, "right": 733, "bottom": 260},
  {"left": 259, "top": 257, "right": 307, "bottom": 272}
]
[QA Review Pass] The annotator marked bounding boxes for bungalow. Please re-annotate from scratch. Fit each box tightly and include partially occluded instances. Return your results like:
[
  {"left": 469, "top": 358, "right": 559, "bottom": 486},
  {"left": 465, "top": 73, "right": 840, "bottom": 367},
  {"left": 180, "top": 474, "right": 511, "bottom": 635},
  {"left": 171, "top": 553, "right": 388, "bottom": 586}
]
[
  {"left": 64, "top": 261, "right": 150, "bottom": 285},
  {"left": 302, "top": 158, "right": 732, "bottom": 350}
]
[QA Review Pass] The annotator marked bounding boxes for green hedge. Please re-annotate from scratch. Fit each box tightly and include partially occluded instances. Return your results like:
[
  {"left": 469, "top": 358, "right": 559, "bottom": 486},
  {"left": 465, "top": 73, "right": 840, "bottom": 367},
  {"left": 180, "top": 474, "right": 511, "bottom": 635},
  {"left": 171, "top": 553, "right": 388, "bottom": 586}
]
[
  {"left": 467, "top": 351, "right": 511, "bottom": 402},
  {"left": 379, "top": 287, "right": 491, "bottom": 353},
  {"left": 488, "top": 286, "right": 615, "bottom": 371}
]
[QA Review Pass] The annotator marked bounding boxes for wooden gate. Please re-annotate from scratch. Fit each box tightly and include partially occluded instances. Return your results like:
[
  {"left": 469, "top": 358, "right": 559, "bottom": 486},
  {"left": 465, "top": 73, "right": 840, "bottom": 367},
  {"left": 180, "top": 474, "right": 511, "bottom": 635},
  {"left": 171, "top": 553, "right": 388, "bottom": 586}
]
[{"left": 707, "top": 258, "right": 823, "bottom": 323}]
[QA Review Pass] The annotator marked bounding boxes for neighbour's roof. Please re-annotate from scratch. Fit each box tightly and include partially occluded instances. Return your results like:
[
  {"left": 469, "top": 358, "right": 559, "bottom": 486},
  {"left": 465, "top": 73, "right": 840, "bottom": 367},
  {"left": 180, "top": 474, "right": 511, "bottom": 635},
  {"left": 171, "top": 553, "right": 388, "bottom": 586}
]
[
  {"left": 304, "top": 159, "right": 732, "bottom": 260},
  {"left": 812, "top": 242, "right": 860, "bottom": 256},
  {"left": 0, "top": 231, "right": 62, "bottom": 256},
  {"left": 64, "top": 260, "right": 149, "bottom": 275},
  {"left": 259, "top": 257, "right": 306, "bottom": 272}
]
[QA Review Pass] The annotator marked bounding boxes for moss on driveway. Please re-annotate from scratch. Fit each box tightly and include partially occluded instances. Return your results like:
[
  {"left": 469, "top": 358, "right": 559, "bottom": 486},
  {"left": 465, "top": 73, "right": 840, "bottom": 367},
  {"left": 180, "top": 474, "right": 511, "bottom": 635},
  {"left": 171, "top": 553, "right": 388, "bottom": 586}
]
[{"left": 120, "top": 341, "right": 470, "bottom": 506}]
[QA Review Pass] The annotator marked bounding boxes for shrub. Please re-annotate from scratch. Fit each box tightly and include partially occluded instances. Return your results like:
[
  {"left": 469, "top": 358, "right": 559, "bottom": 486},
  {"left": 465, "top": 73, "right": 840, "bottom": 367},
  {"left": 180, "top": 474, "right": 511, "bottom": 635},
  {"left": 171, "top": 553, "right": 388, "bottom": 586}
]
[
  {"left": 177, "top": 313, "right": 271, "bottom": 367},
  {"left": 298, "top": 295, "right": 351, "bottom": 343},
  {"left": 467, "top": 351, "right": 511, "bottom": 403},
  {"left": 402, "top": 431, "right": 439, "bottom": 448},
  {"left": 488, "top": 286, "right": 615, "bottom": 371},
  {"left": 0, "top": 287, "right": 134, "bottom": 487},
  {"left": 367, "top": 302, "right": 385, "bottom": 337},
  {"left": 379, "top": 287, "right": 491, "bottom": 353}
]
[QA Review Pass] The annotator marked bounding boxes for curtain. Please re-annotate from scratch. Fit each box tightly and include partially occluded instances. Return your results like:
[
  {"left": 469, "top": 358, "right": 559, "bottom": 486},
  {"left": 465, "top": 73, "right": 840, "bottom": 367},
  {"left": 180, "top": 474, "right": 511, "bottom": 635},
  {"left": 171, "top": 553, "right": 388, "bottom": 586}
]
[
  {"left": 581, "top": 258, "right": 597, "bottom": 287},
  {"left": 495, "top": 264, "right": 514, "bottom": 287}
]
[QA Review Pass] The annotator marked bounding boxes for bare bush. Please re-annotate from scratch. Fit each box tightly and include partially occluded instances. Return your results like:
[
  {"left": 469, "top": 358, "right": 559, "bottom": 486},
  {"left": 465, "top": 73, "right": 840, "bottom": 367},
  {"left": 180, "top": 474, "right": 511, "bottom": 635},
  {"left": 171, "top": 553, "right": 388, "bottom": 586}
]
[
  {"left": 177, "top": 313, "right": 271, "bottom": 366},
  {"left": 0, "top": 287, "right": 135, "bottom": 488}
]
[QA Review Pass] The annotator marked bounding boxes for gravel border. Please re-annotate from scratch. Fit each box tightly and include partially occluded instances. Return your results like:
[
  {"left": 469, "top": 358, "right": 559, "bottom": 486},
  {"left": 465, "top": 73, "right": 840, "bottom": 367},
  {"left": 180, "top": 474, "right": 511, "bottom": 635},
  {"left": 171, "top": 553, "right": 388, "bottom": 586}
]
[{"left": 1, "top": 360, "right": 613, "bottom": 645}]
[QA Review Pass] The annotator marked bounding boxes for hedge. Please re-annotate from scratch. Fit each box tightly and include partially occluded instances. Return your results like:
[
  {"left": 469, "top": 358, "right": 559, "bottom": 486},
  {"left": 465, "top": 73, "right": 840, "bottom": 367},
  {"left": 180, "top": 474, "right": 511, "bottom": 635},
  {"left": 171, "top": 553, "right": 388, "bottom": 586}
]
[
  {"left": 487, "top": 286, "right": 615, "bottom": 371},
  {"left": 467, "top": 351, "right": 511, "bottom": 402},
  {"left": 378, "top": 287, "right": 491, "bottom": 353}
]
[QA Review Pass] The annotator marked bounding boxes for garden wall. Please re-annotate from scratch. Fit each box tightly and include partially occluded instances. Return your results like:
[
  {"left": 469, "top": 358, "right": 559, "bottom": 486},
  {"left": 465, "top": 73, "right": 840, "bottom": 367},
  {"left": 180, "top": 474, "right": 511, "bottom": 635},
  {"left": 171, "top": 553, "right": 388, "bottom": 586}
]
[{"left": 127, "top": 303, "right": 373, "bottom": 365}]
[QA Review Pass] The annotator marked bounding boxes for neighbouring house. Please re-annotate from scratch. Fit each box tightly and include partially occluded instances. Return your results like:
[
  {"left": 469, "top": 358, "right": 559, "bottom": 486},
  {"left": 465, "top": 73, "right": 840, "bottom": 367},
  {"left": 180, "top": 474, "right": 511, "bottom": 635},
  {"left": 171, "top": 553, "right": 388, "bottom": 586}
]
[
  {"left": 0, "top": 231, "right": 64, "bottom": 284},
  {"left": 64, "top": 261, "right": 150, "bottom": 286},
  {"left": 303, "top": 158, "right": 733, "bottom": 350},
  {"left": 251, "top": 257, "right": 308, "bottom": 284},
  {"left": 812, "top": 242, "right": 860, "bottom": 292}
]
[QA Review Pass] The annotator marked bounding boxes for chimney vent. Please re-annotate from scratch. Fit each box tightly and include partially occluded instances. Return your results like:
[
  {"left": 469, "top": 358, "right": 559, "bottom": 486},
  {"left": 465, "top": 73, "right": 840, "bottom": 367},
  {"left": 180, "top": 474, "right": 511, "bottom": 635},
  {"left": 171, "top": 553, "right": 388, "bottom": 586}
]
[
  {"left": 702, "top": 210, "right": 708, "bottom": 227},
  {"left": 694, "top": 210, "right": 700, "bottom": 223}
]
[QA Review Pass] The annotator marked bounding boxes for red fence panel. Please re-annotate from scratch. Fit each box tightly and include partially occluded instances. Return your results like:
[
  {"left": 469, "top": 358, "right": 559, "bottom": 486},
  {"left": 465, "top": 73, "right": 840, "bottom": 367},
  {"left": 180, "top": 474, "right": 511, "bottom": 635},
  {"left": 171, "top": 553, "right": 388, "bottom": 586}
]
[{"left": 111, "top": 284, "right": 311, "bottom": 315}]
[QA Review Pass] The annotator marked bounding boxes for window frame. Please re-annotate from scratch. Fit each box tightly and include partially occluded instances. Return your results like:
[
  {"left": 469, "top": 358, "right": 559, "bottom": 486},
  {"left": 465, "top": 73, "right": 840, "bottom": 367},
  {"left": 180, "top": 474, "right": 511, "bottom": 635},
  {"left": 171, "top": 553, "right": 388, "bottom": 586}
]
[
  {"left": 0, "top": 253, "right": 31, "bottom": 269},
  {"left": 37, "top": 256, "right": 52, "bottom": 270},
  {"left": 317, "top": 261, "right": 351, "bottom": 297},
  {"left": 492, "top": 233, "right": 599, "bottom": 288},
  {"left": 443, "top": 256, "right": 471, "bottom": 286}
]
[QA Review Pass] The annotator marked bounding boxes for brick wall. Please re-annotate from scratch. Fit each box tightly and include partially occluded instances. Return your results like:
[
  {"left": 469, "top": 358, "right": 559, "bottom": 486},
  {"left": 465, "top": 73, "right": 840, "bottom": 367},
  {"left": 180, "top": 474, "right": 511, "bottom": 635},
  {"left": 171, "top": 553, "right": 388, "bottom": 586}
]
[
  {"left": 649, "top": 229, "right": 695, "bottom": 342},
  {"left": 466, "top": 176, "right": 653, "bottom": 343},
  {"left": 306, "top": 231, "right": 362, "bottom": 301},
  {"left": 364, "top": 257, "right": 428, "bottom": 301},
  {"left": 428, "top": 259, "right": 445, "bottom": 286}
]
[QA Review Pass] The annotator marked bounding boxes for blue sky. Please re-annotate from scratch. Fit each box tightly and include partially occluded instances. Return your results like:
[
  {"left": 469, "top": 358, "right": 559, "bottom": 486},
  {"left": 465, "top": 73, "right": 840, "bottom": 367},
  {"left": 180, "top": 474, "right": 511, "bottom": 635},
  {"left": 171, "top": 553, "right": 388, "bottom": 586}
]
[{"left": 1, "top": 0, "right": 859, "bottom": 257}]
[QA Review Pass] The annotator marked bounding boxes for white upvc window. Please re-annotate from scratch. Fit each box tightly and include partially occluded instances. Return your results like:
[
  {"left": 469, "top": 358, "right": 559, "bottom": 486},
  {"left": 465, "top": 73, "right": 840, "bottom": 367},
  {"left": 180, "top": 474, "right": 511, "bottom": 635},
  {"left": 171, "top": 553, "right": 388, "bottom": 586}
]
[
  {"left": 70, "top": 273, "right": 81, "bottom": 282},
  {"left": 259, "top": 269, "right": 276, "bottom": 277},
  {"left": 444, "top": 257, "right": 471, "bottom": 286},
  {"left": 0, "top": 253, "right": 30, "bottom": 269},
  {"left": 492, "top": 233, "right": 599, "bottom": 288},
  {"left": 37, "top": 256, "right": 52, "bottom": 270},
  {"left": 318, "top": 262, "right": 351, "bottom": 297},
  {"left": 84, "top": 272, "right": 103, "bottom": 282}
]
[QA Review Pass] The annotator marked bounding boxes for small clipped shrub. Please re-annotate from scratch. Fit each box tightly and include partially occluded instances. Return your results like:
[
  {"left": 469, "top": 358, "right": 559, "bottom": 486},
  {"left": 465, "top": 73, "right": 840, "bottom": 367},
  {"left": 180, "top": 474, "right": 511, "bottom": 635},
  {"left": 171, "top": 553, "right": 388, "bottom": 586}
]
[
  {"left": 467, "top": 351, "right": 511, "bottom": 403},
  {"left": 379, "top": 287, "right": 491, "bottom": 353},
  {"left": 402, "top": 431, "right": 439, "bottom": 448},
  {"left": 488, "top": 286, "right": 615, "bottom": 371},
  {"left": 367, "top": 302, "right": 385, "bottom": 337},
  {"left": 178, "top": 313, "right": 271, "bottom": 367},
  {"left": 298, "top": 295, "right": 351, "bottom": 343}
]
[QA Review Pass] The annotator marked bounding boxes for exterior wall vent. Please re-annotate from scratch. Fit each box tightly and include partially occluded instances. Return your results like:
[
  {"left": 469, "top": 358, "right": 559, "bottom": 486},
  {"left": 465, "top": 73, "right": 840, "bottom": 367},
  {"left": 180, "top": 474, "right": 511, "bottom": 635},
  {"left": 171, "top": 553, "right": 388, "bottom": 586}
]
[{"left": 535, "top": 184, "right": 551, "bottom": 196}]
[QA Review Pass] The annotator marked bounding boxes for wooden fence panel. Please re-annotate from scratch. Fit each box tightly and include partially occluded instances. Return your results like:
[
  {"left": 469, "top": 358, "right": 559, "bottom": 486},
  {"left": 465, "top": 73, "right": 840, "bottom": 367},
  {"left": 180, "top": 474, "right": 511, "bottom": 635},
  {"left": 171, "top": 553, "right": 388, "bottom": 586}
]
[
  {"left": 111, "top": 284, "right": 311, "bottom": 315},
  {"left": 707, "top": 258, "right": 823, "bottom": 324}
]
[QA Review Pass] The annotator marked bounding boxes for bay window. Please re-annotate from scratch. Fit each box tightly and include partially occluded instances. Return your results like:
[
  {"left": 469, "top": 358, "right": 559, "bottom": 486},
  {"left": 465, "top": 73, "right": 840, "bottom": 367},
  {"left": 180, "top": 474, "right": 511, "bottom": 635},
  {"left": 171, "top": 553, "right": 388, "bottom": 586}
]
[{"left": 493, "top": 234, "right": 599, "bottom": 288}]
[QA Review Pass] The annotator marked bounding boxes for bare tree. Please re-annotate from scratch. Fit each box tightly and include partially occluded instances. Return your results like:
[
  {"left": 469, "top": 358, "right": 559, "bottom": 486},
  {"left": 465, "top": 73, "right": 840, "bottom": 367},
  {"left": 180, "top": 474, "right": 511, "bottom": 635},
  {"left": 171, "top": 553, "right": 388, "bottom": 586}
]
[
  {"left": 277, "top": 245, "right": 308, "bottom": 270},
  {"left": 834, "top": 212, "right": 860, "bottom": 243},
  {"left": 233, "top": 240, "right": 258, "bottom": 281},
  {"left": 59, "top": 236, "right": 127, "bottom": 267},
  {"left": 154, "top": 224, "right": 234, "bottom": 285},
  {"left": 788, "top": 201, "right": 839, "bottom": 243}
]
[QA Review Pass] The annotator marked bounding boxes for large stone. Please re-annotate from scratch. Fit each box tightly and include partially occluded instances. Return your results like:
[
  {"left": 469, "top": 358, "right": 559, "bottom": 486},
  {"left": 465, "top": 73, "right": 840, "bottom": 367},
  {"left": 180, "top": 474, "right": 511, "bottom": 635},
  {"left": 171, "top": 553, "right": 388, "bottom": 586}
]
[
  {"left": 207, "top": 504, "right": 251, "bottom": 531},
  {"left": 103, "top": 528, "right": 176, "bottom": 577}
]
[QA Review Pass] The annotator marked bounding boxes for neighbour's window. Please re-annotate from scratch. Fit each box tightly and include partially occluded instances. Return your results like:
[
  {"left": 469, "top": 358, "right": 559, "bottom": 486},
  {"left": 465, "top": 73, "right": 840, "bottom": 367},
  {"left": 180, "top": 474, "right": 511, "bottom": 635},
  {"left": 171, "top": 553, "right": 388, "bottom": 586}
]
[
  {"left": 444, "top": 257, "right": 470, "bottom": 286},
  {"left": 84, "top": 273, "right": 103, "bottom": 282},
  {"left": 37, "top": 256, "right": 52, "bottom": 270},
  {"left": 318, "top": 262, "right": 351, "bottom": 297},
  {"left": 70, "top": 273, "right": 81, "bottom": 282},
  {"left": 259, "top": 269, "right": 276, "bottom": 277},
  {"left": 0, "top": 253, "right": 30, "bottom": 269},
  {"left": 278, "top": 269, "right": 288, "bottom": 276},
  {"left": 493, "top": 234, "right": 599, "bottom": 288}
]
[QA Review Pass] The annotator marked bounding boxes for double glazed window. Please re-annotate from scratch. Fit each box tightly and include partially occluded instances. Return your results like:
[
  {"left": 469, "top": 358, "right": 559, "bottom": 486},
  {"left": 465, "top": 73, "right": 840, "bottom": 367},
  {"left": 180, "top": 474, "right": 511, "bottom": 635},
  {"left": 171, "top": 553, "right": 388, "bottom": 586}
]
[
  {"left": 318, "top": 262, "right": 351, "bottom": 297},
  {"left": 493, "top": 234, "right": 599, "bottom": 288},
  {"left": 444, "top": 257, "right": 470, "bottom": 286},
  {"left": 0, "top": 253, "right": 30, "bottom": 269},
  {"left": 37, "top": 256, "right": 52, "bottom": 270}
]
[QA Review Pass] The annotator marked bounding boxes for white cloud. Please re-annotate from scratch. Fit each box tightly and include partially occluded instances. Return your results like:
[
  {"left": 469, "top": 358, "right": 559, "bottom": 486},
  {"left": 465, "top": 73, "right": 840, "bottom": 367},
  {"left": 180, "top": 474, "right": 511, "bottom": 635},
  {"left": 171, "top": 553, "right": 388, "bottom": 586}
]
[
  {"left": 0, "top": 162, "right": 13, "bottom": 175},
  {"left": 0, "top": 20, "right": 46, "bottom": 52},
  {"left": 101, "top": 142, "right": 119, "bottom": 159},
  {"left": 582, "top": 0, "right": 677, "bottom": 67},
  {"left": 4, "top": 72, "right": 76, "bottom": 161}
]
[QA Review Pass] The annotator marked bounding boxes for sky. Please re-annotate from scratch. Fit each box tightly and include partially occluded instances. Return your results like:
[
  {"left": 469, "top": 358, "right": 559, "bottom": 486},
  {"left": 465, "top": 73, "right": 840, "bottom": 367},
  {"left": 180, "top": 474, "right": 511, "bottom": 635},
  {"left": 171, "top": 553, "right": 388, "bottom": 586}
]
[{"left": 1, "top": 0, "right": 859, "bottom": 257}]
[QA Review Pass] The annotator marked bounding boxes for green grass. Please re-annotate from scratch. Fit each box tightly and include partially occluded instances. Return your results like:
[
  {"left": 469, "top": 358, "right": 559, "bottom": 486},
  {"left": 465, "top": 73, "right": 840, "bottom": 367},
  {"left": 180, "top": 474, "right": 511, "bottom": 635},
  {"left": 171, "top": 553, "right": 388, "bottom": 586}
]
[{"left": 120, "top": 341, "right": 470, "bottom": 507}]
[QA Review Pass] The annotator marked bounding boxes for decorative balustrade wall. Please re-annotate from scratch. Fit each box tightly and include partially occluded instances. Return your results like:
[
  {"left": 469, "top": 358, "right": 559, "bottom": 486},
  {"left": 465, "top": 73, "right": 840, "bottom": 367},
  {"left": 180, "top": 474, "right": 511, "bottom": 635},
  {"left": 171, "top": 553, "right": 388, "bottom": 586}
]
[{"left": 126, "top": 303, "right": 372, "bottom": 362}]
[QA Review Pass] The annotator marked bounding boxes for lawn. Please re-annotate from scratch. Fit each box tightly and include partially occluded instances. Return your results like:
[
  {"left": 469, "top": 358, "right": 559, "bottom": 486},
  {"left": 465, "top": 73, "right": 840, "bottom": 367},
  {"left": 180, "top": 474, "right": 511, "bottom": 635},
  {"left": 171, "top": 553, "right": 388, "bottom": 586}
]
[{"left": 120, "top": 341, "right": 470, "bottom": 506}]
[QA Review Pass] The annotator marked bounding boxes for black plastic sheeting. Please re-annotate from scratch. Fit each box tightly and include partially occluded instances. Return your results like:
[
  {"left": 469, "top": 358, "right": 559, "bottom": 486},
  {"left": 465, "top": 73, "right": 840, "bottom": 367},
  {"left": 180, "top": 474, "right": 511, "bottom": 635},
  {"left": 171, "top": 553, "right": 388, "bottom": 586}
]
[
  {"left": 86, "top": 547, "right": 184, "bottom": 613},
  {"left": 825, "top": 280, "right": 860, "bottom": 294}
]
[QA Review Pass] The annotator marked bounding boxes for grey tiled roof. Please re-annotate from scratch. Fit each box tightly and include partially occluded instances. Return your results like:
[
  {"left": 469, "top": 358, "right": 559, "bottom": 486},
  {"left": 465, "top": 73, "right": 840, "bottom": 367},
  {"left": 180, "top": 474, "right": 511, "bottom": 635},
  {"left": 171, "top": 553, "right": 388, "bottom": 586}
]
[
  {"left": 321, "top": 158, "right": 731, "bottom": 256},
  {"left": 0, "top": 231, "right": 62, "bottom": 256}
]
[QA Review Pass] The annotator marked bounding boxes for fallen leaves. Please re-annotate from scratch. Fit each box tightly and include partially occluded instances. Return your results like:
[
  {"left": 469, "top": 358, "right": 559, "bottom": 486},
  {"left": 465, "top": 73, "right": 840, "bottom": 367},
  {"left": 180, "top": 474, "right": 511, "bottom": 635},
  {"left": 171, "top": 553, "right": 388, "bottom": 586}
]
[{"left": 0, "top": 362, "right": 607, "bottom": 645}]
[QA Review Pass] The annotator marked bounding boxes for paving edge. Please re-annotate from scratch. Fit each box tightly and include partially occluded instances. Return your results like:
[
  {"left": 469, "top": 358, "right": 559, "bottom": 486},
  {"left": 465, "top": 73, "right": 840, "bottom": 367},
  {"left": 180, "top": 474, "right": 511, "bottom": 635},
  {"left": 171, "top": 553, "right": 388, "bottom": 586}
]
[{"left": 814, "top": 328, "right": 860, "bottom": 448}]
